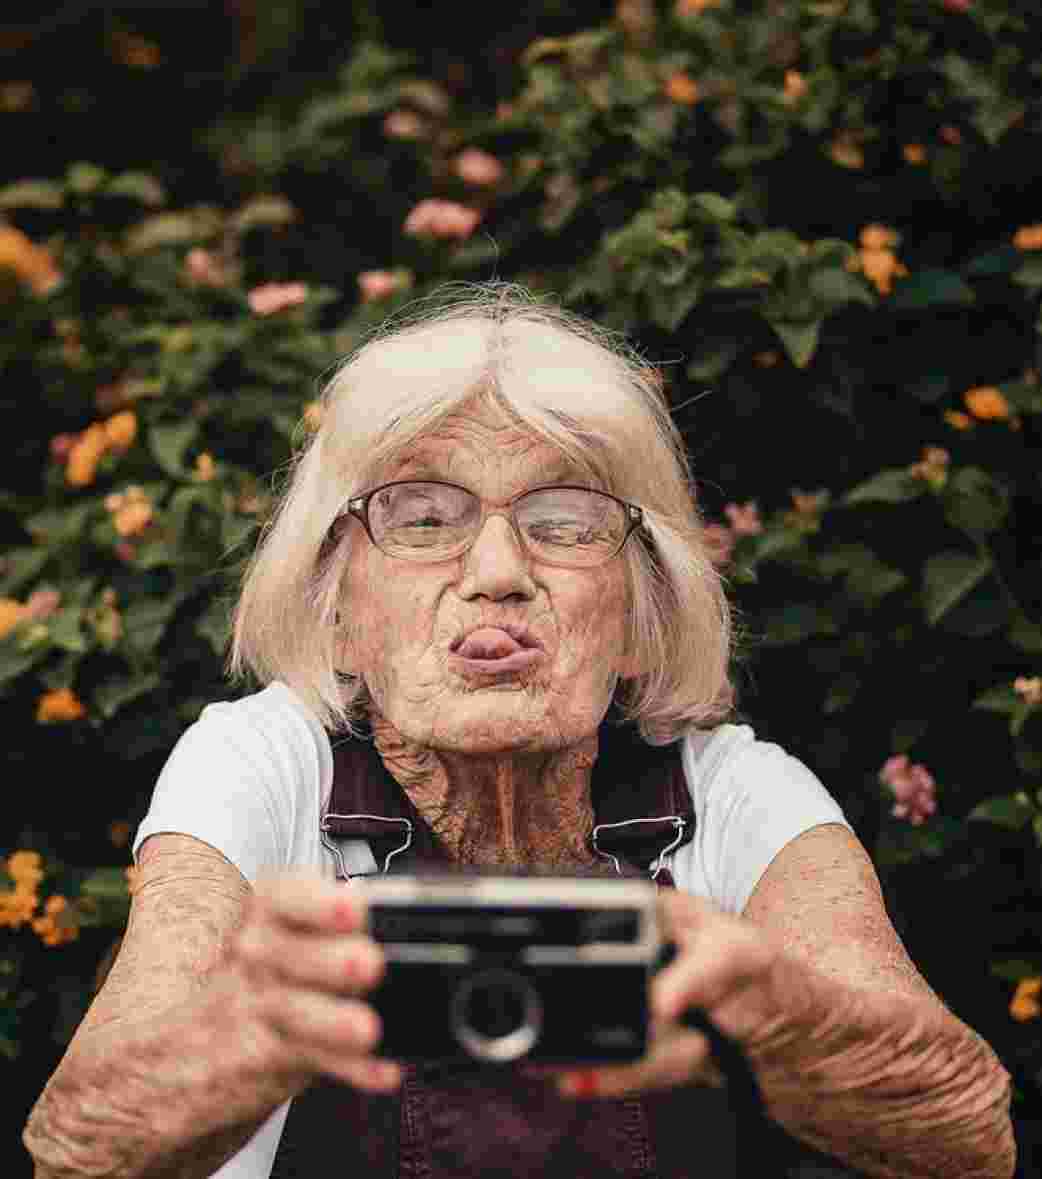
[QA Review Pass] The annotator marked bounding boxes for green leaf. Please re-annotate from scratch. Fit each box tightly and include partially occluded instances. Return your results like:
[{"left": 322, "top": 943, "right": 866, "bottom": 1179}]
[
  {"left": 0, "top": 179, "right": 64, "bottom": 210},
  {"left": 66, "top": 161, "right": 106, "bottom": 195},
  {"left": 105, "top": 172, "right": 166, "bottom": 206},
  {"left": 963, "top": 247, "right": 1021, "bottom": 277},
  {"left": 691, "top": 192, "right": 737, "bottom": 223},
  {"left": 0, "top": 547, "right": 49, "bottom": 595},
  {"left": 769, "top": 319, "right": 821, "bottom": 368},
  {"left": 46, "top": 608, "right": 87, "bottom": 654},
  {"left": 1008, "top": 612, "right": 1042, "bottom": 653},
  {"left": 968, "top": 793, "right": 1034, "bottom": 830},
  {"left": 842, "top": 468, "right": 924, "bottom": 506},
  {"left": 816, "top": 544, "right": 906, "bottom": 608},
  {"left": 990, "top": 959, "right": 1042, "bottom": 983},
  {"left": 942, "top": 466, "right": 1009, "bottom": 535},
  {"left": 121, "top": 599, "right": 176, "bottom": 652},
  {"left": 807, "top": 267, "right": 876, "bottom": 310},
  {"left": 889, "top": 269, "right": 974, "bottom": 310},
  {"left": 972, "top": 684, "right": 1018, "bottom": 714},
  {"left": 195, "top": 598, "right": 233, "bottom": 655},
  {"left": 1012, "top": 255, "right": 1042, "bottom": 290},
  {"left": 149, "top": 421, "right": 200, "bottom": 479},
  {"left": 231, "top": 194, "right": 297, "bottom": 234},
  {"left": 921, "top": 551, "right": 992, "bottom": 625},
  {"left": 93, "top": 671, "right": 161, "bottom": 720}
]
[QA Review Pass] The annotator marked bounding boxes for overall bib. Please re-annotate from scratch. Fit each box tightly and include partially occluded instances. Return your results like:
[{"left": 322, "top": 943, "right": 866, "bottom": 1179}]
[{"left": 270, "top": 723, "right": 859, "bottom": 1178}]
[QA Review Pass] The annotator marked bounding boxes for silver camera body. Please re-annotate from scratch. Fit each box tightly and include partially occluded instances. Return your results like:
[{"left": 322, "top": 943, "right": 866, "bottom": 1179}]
[{"left": 361, "top": 872, "right": 662, "bottom": 1065}]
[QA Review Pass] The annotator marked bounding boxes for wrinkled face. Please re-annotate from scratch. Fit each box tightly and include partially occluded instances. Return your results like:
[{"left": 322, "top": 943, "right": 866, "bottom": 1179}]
[{"left": 339, "top": 401, "right": 634, "bottom": 754}]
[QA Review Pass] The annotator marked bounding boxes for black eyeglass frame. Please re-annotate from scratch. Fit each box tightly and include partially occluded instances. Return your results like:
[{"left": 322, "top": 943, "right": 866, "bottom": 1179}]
[{"left": 340, "top": 479, "right": 646, "bottom": 568}]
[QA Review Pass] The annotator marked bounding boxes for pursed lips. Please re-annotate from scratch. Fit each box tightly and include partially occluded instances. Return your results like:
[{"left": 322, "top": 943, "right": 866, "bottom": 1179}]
[{"left": 449, "top": 624, "right": 545, "bottom": 672}]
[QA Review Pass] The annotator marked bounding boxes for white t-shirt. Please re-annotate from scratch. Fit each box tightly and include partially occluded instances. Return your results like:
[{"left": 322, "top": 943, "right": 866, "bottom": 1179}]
[{"left": 131, "top": 680, "right": 853, "bottom": 1179}]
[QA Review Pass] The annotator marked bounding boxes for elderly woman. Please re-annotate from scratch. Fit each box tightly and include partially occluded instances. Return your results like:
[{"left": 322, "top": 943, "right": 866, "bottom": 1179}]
[{"left": 25, "top": 285, "right": 1014, "bottom": 1179}]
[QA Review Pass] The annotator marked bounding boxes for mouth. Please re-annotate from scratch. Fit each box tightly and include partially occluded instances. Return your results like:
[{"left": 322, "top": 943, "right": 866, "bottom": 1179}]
[{"left": 449, "top": 625, "right": 545, "bottom": 675}]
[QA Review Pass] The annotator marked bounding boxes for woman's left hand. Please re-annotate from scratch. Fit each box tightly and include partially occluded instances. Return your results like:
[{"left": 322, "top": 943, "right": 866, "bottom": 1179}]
[{"left": 556, "top": 889, "right": 788, "bottom": 1099}]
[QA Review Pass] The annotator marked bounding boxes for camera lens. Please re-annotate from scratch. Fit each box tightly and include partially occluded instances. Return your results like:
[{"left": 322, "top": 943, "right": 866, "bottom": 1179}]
[{"left": 450, "top": 969, "right": 542, "bottom": 1062}]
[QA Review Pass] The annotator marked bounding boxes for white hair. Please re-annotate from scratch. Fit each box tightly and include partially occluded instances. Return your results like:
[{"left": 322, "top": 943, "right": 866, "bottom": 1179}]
[{"left": 229, "top": 281, "right": 736, "bottom": 744}]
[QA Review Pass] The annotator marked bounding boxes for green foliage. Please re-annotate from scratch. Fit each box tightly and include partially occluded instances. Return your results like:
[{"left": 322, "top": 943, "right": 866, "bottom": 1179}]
[{"left": 1, "top": 0, "right": 1041, "bottom": 1084}]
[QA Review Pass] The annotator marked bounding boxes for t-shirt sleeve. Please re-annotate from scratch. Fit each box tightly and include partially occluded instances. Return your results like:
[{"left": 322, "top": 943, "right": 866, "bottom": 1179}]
[
  {"left": 703, "top": 737, "right": 854, "bottom": 916},
  {"left": 131, "top": 692, "right": 320, "bottom": 883}
]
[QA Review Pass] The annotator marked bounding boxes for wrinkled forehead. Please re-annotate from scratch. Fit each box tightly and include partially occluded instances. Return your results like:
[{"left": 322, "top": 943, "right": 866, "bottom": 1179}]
[{"left": 377, "top": 402, "right": 604, "bottom": 489}]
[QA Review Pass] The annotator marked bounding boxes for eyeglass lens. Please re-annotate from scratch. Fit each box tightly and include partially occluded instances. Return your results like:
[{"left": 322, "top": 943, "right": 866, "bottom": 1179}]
[{"left": 367, "top": 482, "right": 627, "bottom": 565}]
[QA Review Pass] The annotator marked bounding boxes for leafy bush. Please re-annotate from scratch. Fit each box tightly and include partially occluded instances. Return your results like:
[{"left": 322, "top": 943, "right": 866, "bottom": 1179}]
[{"left": 2, "top": 0, "right": 1040, "bottom": 1147}]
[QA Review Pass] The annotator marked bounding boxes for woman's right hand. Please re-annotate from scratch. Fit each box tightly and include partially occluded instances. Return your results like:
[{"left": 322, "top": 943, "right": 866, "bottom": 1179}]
[{"left": 227, "top": 871, "right": 401, "bottom": 1094}]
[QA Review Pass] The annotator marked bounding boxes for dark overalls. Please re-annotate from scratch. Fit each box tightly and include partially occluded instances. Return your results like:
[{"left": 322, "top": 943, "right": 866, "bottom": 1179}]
[{"left": 270, "top": 722, "right": 859, "bottom": 1178}]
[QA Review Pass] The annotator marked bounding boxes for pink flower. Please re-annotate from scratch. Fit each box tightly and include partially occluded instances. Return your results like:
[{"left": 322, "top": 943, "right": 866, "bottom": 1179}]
[
  {"left": 1014, "top": 676, "right": 1041, "bottom": 705},
  {"left": 403, "top": 199, "right": 482, "bottom": 241},
  {"left": 879, "top": 755, "right": 938, "bottom": 826},
  {"left": 453, "top": 148, "right": 505, "bottom": 187},
  {"left": 247, "top": 282, "right": 308, "bottom": 316},
  {"left": 49, "top": 433, "right": 77, "bottom": 463},
  {"left": 723, "top": 501, "right": 763, "bottom": 536},
  {"left": 24, "top": 589, "right": 61, "bottom": 621},
  {"left": 184, "top": 248, "right": 227, "bottom": 288},
  {"left": 383, "top": 109, "right": 425, "bottom": 140},
  {"left": 943, "top": 0, "right": 971, "bottom": 11},
  {"left": 702, "top": 524, "right": 736, "bottom": 568},
  {"left": 115, "top": 542, "right": 137, "bottom": 563},
  {"left": 357, "top": 270, "right": 400, "bottom": 302}
]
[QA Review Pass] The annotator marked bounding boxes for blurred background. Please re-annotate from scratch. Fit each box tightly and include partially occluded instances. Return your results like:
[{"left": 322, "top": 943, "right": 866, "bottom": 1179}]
[{"left": 1, "top": 1, "right": 1041, "bottom": 1174}]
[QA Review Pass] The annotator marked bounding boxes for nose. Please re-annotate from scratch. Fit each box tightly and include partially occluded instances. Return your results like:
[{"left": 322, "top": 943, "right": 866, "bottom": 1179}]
[{"left": 456, "top": 513, "right": 537, "bottom": 602}]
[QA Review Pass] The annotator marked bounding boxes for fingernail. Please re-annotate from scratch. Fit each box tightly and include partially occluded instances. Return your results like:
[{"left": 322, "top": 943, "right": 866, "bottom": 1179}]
[{"left": 559, "top": 1069, "right": 600, "bottom": 1098}]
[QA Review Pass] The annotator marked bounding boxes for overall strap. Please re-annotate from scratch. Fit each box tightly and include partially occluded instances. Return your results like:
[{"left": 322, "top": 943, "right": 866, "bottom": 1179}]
[{"left": 322, "top": 721, "right": 696, "bottom": 879}]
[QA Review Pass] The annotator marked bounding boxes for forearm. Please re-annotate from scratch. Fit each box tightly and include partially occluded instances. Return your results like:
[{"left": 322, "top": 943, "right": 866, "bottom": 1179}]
[
  {"left": 740, "top": 953, "right": 1016, "bottom": 1178},
  {"left": 23, "top": 974, "right": 297, "bottom": 1179}
]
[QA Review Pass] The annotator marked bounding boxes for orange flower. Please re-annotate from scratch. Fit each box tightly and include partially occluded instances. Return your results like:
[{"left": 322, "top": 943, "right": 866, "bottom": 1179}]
[
  {"left": 1010, "top": 977, "right": 1041, "bottom": 1022},
  {"left": 902, "top": 143, "right": 927, "bottom": 165},
  {"left": 103, "top": 410, "right": 137, "bottom": 453},
  {"left": 1013, "top": 224, "right": 1042, "bottom": 251},
  {"left": 664, "top": 72, "right": 700, "bottom": 105},
  {"left": 111, "top": 491, "right": 153, "bottom": 537},
  {"left": 0, "top": 224, "right": 62, "bottom": 295},
  {"left": 193, "top": 452, "right": 216, "bottom": 482},
  {"left": 943, "top": 410, "right": 974, "bottom": 430},
  {"left": 108, "top": 820, "right": 132, "bottom": 848},
  {"left": 7, "top": 850, "right": 44, "bottom": 887},
  {"left": 782, "top": 71, "right": 808, "bottom": 104},
  {"left": 910, "top": 446, "right": 950, "bottom": 489},
  {"left": 1013, "top": 677, "right": 1042, "bottom": 706},
  {"left": 303, "top": 401, "right": 324, "bottom": 431},
  {"left": 964, "top": 386, "right": 1011, "bottom": 421},
  {"left": 675, "top": 0, "right": 722, "bottom": 13},
  {"left": 0, "top": 883, "right": 38, "bottom": 929},
  {"left": 859, "top": 224, "right": 897, "bottom": 250},
  {"left": 0, "top": 597, "right": 26, "bottom": 638},
  {"left": 66, "top": 423, "right": 110, "bottom": 487},
  {"left": 857, "top": 248, "right": 908, "bottom": 295},
  {"left": 828, "top": 134, "right": 864, "bottom": 170},
  {"left": 36, "top": 687, "right": 87, "bottom": 723}
]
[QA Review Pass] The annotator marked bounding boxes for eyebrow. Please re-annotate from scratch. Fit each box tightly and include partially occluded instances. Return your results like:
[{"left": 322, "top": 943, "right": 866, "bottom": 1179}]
[{"left": 388, "top": 459, "right": 588, "bottom": 486}]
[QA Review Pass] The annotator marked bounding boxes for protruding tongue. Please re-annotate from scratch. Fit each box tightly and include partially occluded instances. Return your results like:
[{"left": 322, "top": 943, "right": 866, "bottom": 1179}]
[{"left": 456, "top": 627, "right": 524, "bottom": 660}]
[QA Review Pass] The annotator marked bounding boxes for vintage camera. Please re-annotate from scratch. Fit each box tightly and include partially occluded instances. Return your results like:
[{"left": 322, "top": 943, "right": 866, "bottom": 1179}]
[{"left": 361, "top": 872, "right": 662, "bottom": 1065}]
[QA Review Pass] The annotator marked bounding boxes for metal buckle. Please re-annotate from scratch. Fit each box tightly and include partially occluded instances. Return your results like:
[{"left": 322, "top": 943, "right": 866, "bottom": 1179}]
[
  {"left": 320, "top": 813, "right": 413, "bottom": 877},
  {"left": 591, "top": 816, "right": 686, "bottom": 881}
]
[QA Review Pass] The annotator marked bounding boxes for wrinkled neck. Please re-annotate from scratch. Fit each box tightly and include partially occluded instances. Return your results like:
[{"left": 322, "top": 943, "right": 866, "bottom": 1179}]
[{"left": 369, "top": 712, "right": 599, "bottom": 869}]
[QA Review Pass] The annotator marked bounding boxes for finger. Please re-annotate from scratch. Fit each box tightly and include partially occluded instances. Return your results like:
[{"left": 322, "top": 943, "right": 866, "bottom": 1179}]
[
  {"left": 252, "top": 872, "right": 366, "bottom": 934},
  {"left": 557, "top": 1029, "right": 721, "bottom": 1099},
  {"left": 309, "top": 1049, "right": 403, "bottom": 1093},
  {"left": 236, "top": 924, "right": 385, "bottom": 994},
  {"left": 263, "top": 988, "right": 383, "bottom": 1058},
  {"left": 652, "top": 921, "right": 776, "bottom": 1020}
]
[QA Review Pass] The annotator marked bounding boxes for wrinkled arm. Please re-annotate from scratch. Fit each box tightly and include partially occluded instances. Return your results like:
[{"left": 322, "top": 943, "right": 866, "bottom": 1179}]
[
  {"left": 740, "top": 823, "right": 1016, "bottom": 1178},
  {"left": 23, "top": 834, "right": 286, "bottom": 1179}
]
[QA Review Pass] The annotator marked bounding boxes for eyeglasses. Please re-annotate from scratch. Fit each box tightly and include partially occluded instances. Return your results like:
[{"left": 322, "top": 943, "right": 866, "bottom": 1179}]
[{"left": 341, "top": 480, "right": 645, "bottom": 568}]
